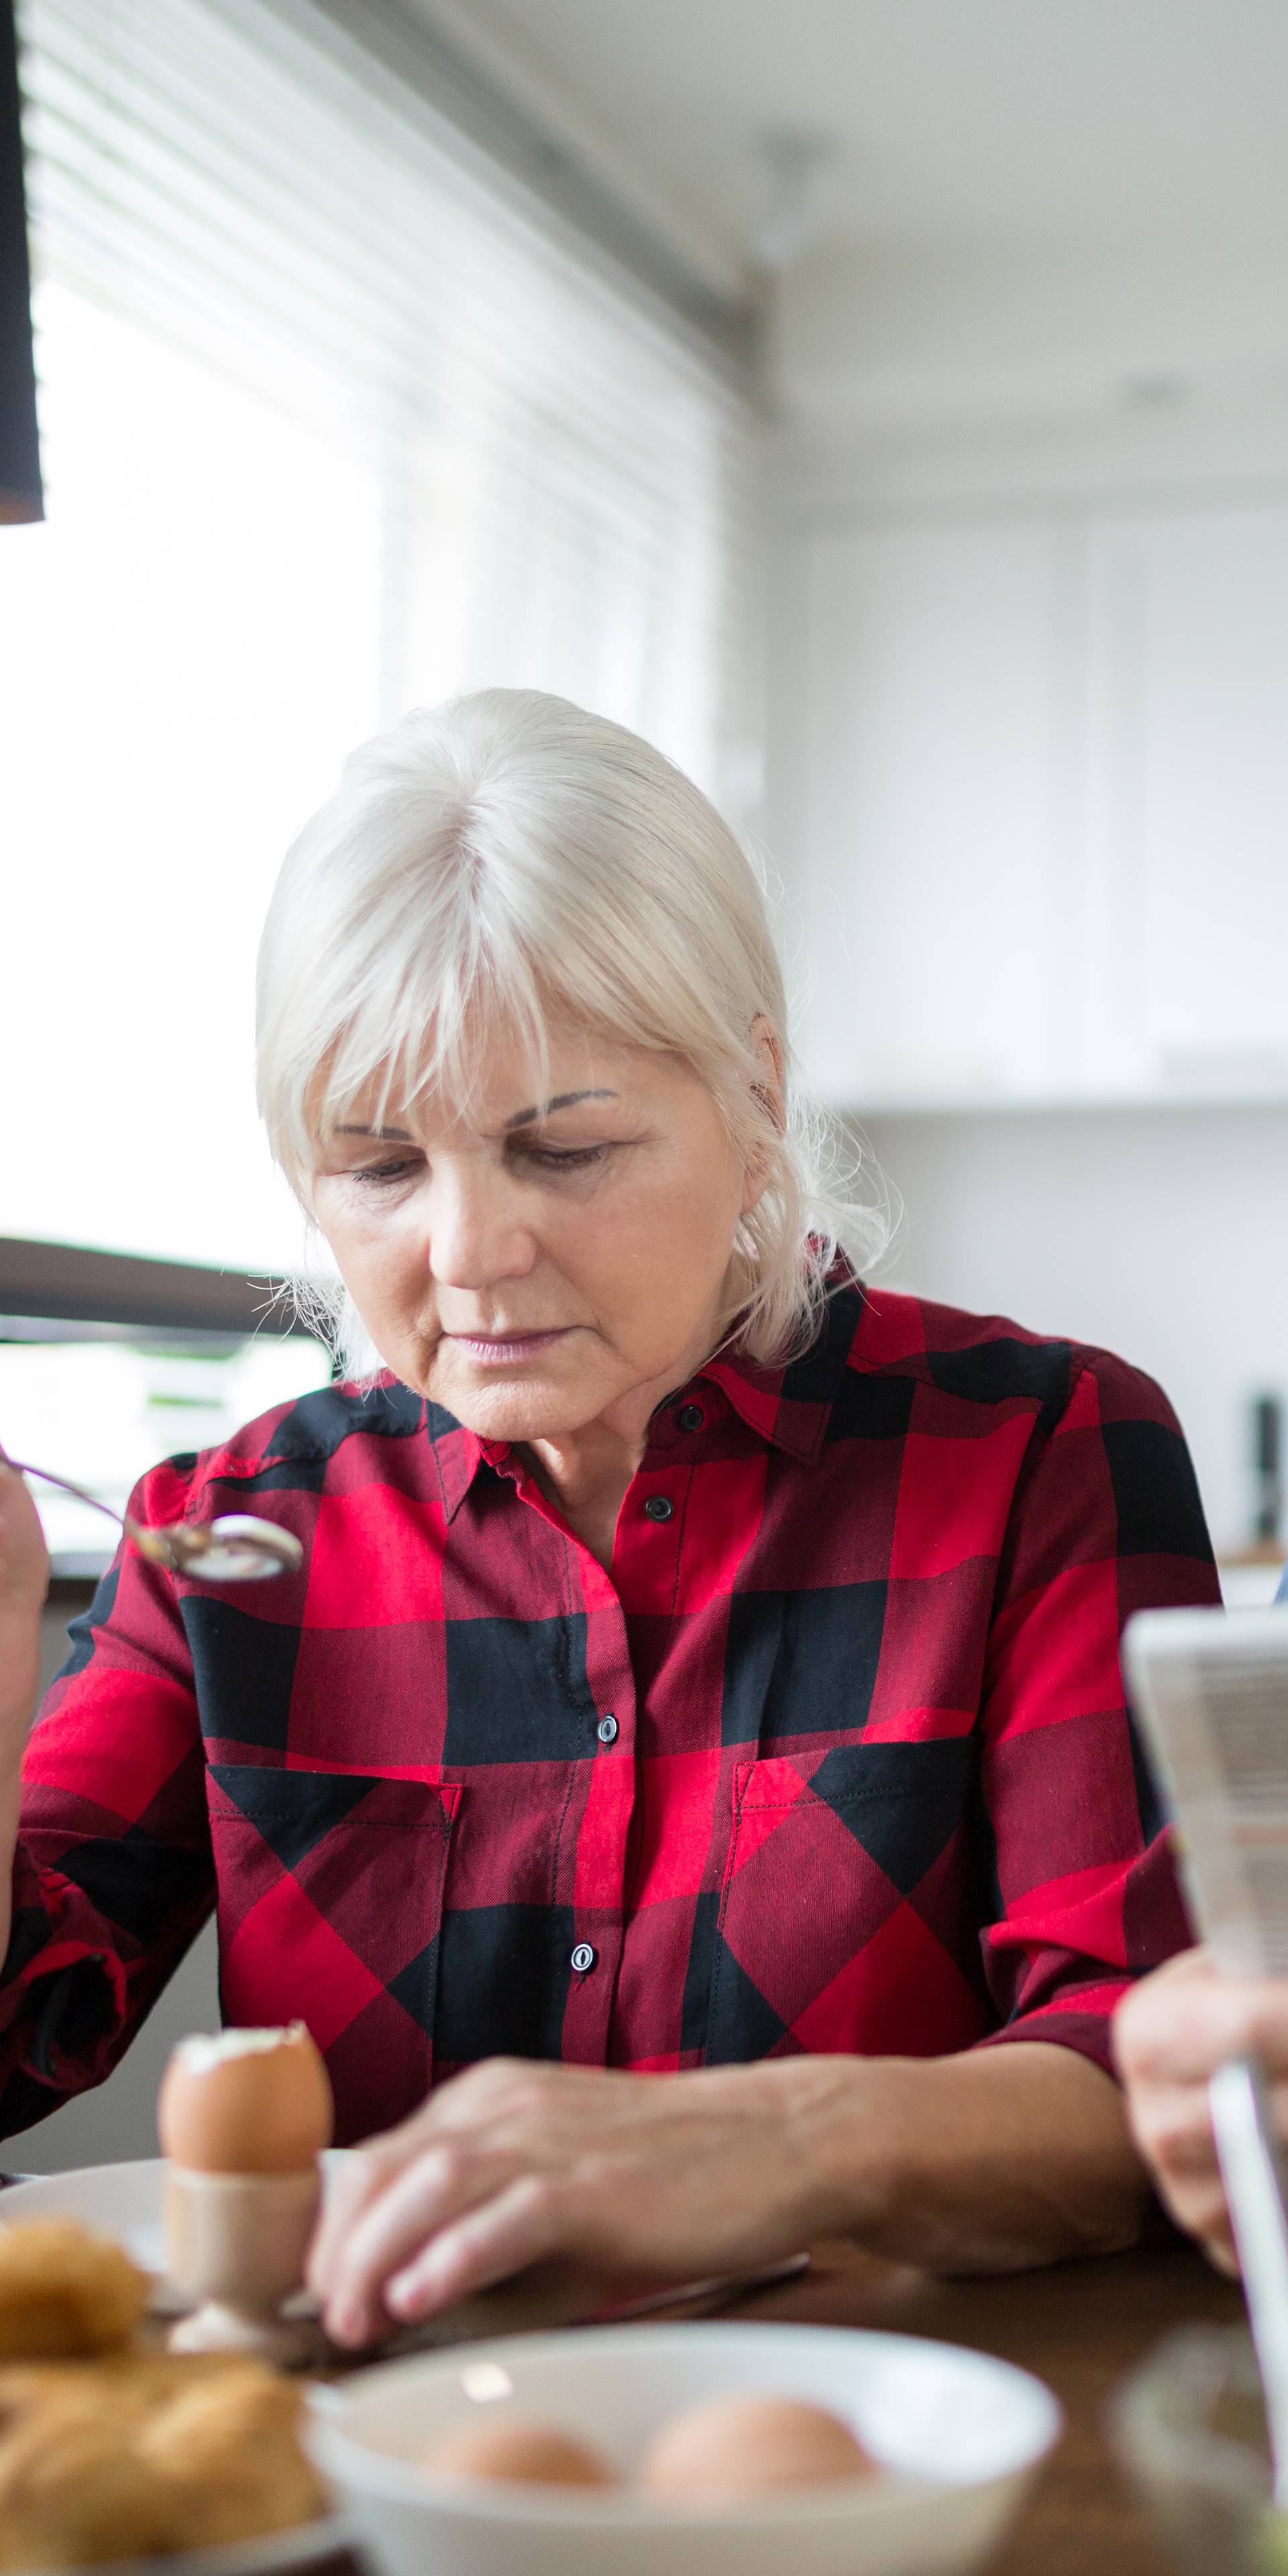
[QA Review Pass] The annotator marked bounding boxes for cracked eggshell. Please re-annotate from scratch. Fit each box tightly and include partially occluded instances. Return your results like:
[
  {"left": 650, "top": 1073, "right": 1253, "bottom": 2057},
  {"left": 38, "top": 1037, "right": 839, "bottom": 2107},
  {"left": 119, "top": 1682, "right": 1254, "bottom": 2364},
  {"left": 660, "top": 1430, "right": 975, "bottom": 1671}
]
[{"left": 158, "top": 2025, "right": 334, "bottom": 2174}]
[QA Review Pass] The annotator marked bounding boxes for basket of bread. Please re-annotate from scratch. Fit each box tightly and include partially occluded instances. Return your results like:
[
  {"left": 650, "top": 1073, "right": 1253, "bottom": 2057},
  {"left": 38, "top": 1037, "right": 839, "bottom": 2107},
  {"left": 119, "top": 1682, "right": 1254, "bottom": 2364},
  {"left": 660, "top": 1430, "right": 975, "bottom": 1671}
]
[
  {"left": 0, "top": 2214, "right": 341, "bottom": 2573},
  {"left": 0, "top": 2214, "right": 339, "bottom": 2573},
  {"left": 0, "top": 2012, "right": 357, "bottom": 2576}
]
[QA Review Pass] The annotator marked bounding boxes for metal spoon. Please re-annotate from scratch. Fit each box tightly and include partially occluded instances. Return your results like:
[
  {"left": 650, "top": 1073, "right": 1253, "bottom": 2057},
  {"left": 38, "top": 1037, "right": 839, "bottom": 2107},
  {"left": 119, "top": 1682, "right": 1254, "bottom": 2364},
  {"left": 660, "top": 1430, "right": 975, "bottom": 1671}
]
[
  {"left": 1210, "top": 2055, "right": 1288, "bottom": 2506},
  {"left": 2, "top": 1457, "right": 302, "bottom": 1584}
]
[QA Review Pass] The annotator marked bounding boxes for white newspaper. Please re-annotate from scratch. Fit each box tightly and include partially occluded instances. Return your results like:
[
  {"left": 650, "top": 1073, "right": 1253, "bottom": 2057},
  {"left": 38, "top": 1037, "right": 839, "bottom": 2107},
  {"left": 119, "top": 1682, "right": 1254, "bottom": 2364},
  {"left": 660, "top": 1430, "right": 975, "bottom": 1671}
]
[{"left": 1124, "top": 1605, "right": 1288, "bottom": 1976}]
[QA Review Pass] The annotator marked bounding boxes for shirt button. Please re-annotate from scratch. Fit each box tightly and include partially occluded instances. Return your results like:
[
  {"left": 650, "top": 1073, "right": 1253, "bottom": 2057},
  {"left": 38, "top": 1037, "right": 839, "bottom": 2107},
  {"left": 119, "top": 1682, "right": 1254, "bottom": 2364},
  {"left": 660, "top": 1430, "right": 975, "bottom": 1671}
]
[
  {"left": 644, "top": 1495, "right": 674, "bottom": 1522},
  {"left": 570, "top": 1943, "right": 596, "bottom": 1974},
  {"left": 676, "top": 1403, "right": 704, "bottom": 1432},
  {"left": 597, "top": 1713, "right": 619, "bottom": 1744}
]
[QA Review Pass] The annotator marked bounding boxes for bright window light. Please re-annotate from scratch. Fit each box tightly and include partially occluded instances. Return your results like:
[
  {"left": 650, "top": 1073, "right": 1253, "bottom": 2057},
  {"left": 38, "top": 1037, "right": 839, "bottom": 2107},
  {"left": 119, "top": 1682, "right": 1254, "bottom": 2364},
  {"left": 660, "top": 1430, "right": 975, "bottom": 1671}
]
[
  {"left": 4, "top": 0, "right": 758, "bottom": 1288},
  {"left": 0, "top": 1332, "right": 330, "bottom": 1564},
  {"left": 1, "top": 282, "right": 382, "bottom": 1274}
]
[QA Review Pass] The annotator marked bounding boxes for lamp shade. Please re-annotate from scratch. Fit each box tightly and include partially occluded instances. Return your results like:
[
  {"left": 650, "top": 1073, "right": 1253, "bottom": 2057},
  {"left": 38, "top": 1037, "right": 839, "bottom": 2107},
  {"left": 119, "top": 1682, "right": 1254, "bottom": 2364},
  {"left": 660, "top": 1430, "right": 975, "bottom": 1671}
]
[{"left": 1, "top": 0, "right": 42, "bottom": 524}]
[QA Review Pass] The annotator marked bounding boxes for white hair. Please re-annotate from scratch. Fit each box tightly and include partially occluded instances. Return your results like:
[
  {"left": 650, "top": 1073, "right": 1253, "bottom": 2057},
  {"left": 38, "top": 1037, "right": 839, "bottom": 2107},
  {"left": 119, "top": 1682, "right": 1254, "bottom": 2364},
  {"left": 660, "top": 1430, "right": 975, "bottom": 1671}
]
[{"left": 256, "top": 690, "right": 891, "bottom": 1368}]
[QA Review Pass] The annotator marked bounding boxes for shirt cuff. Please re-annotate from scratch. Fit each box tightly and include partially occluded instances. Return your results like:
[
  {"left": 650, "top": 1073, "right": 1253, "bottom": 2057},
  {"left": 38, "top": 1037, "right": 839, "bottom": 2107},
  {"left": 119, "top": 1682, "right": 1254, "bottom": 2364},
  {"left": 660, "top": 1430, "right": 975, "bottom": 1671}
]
[{"left": 971, "top": 1980, "right": 1133, "bottom": 2081}]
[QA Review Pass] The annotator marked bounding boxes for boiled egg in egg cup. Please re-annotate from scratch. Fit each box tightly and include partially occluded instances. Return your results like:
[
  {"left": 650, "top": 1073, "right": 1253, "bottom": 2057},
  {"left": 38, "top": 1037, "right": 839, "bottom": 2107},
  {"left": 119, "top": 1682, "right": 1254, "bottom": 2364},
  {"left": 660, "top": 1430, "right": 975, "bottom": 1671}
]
[{"left": 158, "top": 2025, "right": 334, "bottom": 2364}]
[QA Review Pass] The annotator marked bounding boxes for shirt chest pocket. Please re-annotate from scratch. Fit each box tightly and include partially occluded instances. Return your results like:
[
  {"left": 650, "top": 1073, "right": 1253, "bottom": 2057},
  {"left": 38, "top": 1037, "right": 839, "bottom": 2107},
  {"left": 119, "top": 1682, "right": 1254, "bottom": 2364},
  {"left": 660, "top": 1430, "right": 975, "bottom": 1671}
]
[
  {"left": 705, "top": 1741, "right": 975, "bottom": 2066},
  {"left": 206, "top": 1766, "right": 461, "bottom": 2141}
]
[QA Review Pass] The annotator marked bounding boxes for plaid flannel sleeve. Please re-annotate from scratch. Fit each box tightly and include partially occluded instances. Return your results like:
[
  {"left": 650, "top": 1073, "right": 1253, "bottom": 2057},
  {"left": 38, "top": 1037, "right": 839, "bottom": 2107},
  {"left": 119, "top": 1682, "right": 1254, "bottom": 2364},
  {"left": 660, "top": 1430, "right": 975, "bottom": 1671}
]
[
  {"left": 975, "top": 1352, "right": 1221, "bottom": 2075},
  {"left": 0, "top": 1460, "right": 213, "bottom": 2138}
]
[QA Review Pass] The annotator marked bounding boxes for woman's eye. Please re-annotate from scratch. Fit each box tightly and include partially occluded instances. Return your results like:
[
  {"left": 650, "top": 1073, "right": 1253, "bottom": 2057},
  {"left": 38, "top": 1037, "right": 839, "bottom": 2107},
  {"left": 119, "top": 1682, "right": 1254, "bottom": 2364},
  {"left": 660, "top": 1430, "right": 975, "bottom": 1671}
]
[
  {"left": 519, "top": 1143, "right": 610, "bottom": 1174},
  {"left": 351, "top": 1157, "right": 421, "bottom": 1186}
]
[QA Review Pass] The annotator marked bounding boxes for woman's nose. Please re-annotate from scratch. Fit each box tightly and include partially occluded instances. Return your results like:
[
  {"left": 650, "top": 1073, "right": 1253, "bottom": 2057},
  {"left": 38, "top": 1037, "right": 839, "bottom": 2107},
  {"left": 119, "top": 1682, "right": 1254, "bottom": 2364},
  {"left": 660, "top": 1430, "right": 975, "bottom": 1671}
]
[{"left": 423, "top": 1168, "right": 537, "bottom": 1290}]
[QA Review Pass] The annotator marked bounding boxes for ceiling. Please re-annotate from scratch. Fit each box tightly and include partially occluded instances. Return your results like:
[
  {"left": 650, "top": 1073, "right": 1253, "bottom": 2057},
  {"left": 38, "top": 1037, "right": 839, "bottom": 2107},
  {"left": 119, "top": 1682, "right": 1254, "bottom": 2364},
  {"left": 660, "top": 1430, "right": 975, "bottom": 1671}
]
[
  {"left": 410, "top": 1, "right": 1288, "bottom": 270},
  {"left": 407, "top": 0, "right": 1288, "bottom": 437}
]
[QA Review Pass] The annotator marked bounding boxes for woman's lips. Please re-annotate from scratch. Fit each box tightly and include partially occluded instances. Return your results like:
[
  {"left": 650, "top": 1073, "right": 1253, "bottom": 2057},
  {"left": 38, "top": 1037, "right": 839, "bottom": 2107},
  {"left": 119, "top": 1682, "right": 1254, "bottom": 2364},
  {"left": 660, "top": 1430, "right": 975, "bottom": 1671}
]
[{"left": 447, "top": 1328, "right": 576, "bottom": 1366}]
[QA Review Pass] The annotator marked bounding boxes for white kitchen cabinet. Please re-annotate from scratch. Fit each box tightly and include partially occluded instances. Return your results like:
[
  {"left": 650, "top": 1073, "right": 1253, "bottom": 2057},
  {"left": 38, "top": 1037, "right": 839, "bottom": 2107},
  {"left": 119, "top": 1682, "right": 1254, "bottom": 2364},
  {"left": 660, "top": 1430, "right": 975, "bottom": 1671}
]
[
  {"left": 1084, "top": 504, "right": 1288, "bottom": 1097},
  {"left": 789, "top": 519, "right": 1076, "bottom": 1104},
  {"left": 779, "top": 495, "right": 1288, "bottom": 1108}
]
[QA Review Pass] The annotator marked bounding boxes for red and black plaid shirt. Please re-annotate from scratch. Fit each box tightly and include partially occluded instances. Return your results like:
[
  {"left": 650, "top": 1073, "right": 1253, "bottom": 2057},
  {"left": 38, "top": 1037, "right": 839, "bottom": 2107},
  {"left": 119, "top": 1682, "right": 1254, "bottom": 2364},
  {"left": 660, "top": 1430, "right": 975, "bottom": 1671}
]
[{"left": 3, "top": 1281, "right": 1218, "bottom": 2145}]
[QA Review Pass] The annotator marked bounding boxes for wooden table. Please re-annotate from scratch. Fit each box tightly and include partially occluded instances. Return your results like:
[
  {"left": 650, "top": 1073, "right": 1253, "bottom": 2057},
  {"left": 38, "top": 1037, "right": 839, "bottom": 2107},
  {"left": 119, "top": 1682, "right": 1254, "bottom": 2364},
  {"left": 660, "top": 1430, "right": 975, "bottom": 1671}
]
[
  {"left": 349, "top": 2235, "right": 1246, "bottom": 2571},
  {"left": 0, "top": 2178, "right": 1242, "bottom": 2569},
  {"left": 715, "top": 2239, "right": 1245, "bottom": 2573}
]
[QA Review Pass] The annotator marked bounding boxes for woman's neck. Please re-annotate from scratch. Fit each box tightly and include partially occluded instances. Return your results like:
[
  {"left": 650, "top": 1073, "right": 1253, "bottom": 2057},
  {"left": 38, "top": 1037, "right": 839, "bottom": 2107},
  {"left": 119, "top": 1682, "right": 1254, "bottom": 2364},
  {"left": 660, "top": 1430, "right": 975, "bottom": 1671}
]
[
  {"left": 522, "top": 1416, "right": 647, "bottom": 1570},
  {"left": 521, "top": 1320, "right": 724, "bottom": 1570}
]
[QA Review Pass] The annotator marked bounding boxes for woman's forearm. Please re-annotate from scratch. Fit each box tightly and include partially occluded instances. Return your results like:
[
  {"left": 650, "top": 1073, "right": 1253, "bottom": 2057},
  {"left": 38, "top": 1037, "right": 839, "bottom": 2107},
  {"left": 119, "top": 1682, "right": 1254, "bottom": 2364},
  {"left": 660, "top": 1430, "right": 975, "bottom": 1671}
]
[
  {"left": 314, "top": 2037, "right": 1148, "bottom": 2341},
  {"left": 788, "top": 2039, "right": 1147, "bottom": 2273}
]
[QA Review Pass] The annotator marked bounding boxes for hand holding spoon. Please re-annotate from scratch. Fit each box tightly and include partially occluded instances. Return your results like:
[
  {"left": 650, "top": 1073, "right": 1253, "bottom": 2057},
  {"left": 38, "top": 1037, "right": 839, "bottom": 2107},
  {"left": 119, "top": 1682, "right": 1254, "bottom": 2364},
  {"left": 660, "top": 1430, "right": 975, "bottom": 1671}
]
[{"left": 2, "top": 1458, "right": 302, "bottom": 1584}]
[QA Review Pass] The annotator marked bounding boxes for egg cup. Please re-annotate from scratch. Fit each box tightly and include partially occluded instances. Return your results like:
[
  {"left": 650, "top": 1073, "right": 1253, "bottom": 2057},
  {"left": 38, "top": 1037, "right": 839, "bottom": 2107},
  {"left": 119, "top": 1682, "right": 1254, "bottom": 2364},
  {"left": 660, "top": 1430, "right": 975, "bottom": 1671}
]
[{"left": 164, "top": 2166, "right": 323, "bottom": 2365}]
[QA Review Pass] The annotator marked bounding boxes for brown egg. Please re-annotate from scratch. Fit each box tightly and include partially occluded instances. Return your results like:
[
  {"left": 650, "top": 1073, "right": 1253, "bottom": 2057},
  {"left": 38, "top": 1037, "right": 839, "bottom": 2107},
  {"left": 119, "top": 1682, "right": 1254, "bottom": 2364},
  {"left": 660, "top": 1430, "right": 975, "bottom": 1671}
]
[
  {"left": 420, "top": 2416, "right": 618, "bottom": 2489},
  {"left": 157, "top": 2026, "right": 333, "bottom": 2174},
  {"left": 639, "top": 2394, "right": 877, "bottom": 2500}
]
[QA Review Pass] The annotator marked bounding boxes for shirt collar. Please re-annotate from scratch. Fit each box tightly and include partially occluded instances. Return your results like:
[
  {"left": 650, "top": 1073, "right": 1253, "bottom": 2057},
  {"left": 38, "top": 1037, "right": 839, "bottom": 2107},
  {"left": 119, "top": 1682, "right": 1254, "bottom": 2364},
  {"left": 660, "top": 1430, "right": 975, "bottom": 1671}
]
[
  {"left": 428, "top": 1412, "right": 490, "bottom": 1522},
  {"left": 426, "top": 1280, "right": 866, "bottom": 1513},
  {"left": 698, "top": 1281, "right": 864, "bottom": 1464}
]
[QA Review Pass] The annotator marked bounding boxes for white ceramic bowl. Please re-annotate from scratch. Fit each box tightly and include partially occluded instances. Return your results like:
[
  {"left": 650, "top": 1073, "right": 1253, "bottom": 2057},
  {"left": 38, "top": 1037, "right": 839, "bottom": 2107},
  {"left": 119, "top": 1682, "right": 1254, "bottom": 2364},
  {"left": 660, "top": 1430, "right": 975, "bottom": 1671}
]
[{"left": 310, "top": 2318, "right": 1062, "bottom": 2576}]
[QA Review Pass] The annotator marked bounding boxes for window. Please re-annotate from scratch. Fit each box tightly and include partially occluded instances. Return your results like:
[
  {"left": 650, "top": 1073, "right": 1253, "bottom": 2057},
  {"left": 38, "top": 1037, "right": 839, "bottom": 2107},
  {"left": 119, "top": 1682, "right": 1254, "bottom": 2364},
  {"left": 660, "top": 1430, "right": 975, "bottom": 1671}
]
[
  {"left": 5, "top": 0, "right": 760, "bottom": 1278},
  {"left": 0, "top": 1326, "right": 329, "bottom": 1564}
]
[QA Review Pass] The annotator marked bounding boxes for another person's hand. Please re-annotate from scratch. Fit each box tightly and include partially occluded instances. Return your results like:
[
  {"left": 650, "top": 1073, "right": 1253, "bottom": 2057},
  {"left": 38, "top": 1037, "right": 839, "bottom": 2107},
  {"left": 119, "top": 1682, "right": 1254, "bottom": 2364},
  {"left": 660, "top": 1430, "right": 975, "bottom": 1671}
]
[
  {"left": 308, "top": 2056, "right": 835, "bottom": 2348},
  {"left": 0, "top": 1459, "right": 48, "bottom": 1730},
  {"left": 1114, "top": 1946, "right": 1288, "bottom": 2272},
  {"left": 0, "top": 1460, "right": 50, "bottom": 1961}
]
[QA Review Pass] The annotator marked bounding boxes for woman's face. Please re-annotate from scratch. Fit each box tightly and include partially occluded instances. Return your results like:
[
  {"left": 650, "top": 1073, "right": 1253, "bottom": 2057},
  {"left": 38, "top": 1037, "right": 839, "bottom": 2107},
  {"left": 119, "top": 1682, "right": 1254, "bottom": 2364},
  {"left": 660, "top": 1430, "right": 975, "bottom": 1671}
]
[{"left": 309, "top": 1028, "right": 766, "bottom": 1442}]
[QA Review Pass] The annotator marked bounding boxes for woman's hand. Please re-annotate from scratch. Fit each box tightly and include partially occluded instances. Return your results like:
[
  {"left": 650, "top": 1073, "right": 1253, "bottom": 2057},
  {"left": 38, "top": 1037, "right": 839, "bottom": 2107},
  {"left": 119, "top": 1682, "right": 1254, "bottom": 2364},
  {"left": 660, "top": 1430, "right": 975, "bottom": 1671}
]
[
  {"left": 308, "top": 2057, "right": 837, "bottom": 2348},
  {"left": 1114, "top": 1947, "right": 1288, "bottom": 2271},
  {"left": 309, "top": 2039, "right": 1144, "bottom": 2348}
]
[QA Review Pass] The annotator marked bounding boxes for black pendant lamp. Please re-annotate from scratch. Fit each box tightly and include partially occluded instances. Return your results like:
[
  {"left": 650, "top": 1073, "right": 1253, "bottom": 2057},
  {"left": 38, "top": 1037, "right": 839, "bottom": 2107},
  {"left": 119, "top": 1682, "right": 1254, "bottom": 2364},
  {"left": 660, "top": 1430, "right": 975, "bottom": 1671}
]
[{"left": 1, "top": 0, "right": 42, "bottom": 524}]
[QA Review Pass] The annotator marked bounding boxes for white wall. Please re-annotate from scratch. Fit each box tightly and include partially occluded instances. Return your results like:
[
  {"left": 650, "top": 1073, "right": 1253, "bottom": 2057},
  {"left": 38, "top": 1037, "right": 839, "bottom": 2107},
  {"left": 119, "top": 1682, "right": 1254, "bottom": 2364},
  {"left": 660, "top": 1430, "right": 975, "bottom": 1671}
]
[
  {"left": 8, "top": 1923, "right": 221, "bottom": 2176},
  {"left": 861, "top": 1103, "right": 1288, "bottom": 1564}
]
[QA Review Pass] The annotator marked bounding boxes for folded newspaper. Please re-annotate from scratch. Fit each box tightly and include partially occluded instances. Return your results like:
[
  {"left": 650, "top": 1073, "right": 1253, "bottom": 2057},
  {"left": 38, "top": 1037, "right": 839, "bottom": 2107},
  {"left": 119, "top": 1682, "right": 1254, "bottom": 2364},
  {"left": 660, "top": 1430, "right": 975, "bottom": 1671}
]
[{"left": 1124, "top": 1606, "right": 1288, "bottom": 1976}]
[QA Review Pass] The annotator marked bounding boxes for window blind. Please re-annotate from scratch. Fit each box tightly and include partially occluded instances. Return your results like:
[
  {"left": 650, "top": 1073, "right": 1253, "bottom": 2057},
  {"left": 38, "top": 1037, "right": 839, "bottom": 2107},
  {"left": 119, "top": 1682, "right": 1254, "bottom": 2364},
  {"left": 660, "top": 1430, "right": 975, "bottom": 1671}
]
[{"left": 4, "top": 0, "right": 762, "bottom": 1273}]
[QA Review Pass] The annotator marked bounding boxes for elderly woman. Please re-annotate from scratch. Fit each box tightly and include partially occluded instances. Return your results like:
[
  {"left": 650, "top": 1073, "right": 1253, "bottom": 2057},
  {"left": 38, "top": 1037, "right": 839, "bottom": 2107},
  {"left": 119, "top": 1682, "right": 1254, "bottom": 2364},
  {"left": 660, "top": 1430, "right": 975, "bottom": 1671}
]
[{"left": 0, "top": 692, "right": 1219, "bottom": 2346}]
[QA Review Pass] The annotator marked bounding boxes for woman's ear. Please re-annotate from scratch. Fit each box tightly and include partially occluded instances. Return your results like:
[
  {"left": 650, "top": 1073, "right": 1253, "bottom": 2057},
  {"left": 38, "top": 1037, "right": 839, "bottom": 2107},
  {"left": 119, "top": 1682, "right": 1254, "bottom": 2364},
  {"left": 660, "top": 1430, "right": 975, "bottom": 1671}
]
[
  {"left": 749, "top": 1015, "right": 786, "bottom": 1130},
  {"left": 741, "top": 1016, "right": 786, "bottom": 1214}
]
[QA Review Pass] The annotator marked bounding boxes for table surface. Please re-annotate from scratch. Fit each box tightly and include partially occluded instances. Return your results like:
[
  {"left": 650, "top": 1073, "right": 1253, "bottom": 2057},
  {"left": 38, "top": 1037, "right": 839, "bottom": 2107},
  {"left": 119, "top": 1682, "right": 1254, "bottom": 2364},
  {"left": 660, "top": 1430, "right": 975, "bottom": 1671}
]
[
  {"left": 714, "top": 2237, "right": 1246, "bottom": 2575},
  {"left": 0, "top": 2167, "right": 1238, "bottom": 2570}
]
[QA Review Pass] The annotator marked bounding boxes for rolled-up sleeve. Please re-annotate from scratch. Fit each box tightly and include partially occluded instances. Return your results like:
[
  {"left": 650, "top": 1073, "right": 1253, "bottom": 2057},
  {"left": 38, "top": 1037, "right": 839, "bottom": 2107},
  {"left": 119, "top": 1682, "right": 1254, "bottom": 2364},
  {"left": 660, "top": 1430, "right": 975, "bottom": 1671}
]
[
  {"left": 0, "top": 1459, "right": 213, "bottom": 2137},
  {"left": 975, "top": 1351, "right": 1220, "bottom": 2074}
]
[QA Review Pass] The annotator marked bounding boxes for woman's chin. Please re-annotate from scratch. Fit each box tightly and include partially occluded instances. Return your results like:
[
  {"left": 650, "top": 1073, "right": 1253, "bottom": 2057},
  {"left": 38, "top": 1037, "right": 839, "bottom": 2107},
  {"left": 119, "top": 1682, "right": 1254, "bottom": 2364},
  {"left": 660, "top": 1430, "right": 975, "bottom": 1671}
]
[{"left": 428, "top": 1354, "right": 610, "bottom": 1444}]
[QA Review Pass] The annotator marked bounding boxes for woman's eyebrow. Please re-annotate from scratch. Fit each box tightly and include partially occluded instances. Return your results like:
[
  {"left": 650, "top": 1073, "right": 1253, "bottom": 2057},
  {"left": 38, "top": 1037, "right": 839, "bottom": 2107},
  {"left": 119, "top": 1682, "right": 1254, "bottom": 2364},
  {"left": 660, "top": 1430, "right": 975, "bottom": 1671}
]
[
  {"left": 331, "top": 1094, "right": 617, "bottom": 1142},
  {"left": 502, "top": 1089, "right": 617, "bottom": 1130}
]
